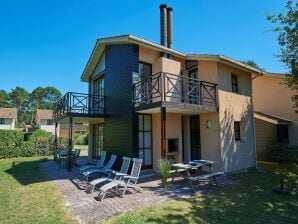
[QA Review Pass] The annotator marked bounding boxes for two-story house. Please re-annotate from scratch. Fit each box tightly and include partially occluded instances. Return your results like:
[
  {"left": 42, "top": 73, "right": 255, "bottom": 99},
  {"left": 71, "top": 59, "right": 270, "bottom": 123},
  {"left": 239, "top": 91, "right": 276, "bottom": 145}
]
[
  {"left": 0, "top": 108, "right": 17, "bottom": 130},
  {"left": 36, "top": 109, "right": 57, "bottom": 135},
  {"left": 253, "top": 72, "right": 298, "bottom": 161},
  {"left": 54, "top": 5, "right": 262, "bottom": 172}
]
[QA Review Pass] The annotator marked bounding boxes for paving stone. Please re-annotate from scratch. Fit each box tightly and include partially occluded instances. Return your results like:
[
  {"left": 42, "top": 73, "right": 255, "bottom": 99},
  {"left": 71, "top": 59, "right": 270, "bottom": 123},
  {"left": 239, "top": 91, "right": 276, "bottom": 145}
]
[{"left": 41, "top": 158, "right": 234, "bottom": 224}]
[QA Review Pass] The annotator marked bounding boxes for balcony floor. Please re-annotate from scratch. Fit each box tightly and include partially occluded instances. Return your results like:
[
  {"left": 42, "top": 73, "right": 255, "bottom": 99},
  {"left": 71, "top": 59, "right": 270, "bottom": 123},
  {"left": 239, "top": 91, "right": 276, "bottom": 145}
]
[{"left": 135, "top": 101, "right": 217, "bottom": 115}]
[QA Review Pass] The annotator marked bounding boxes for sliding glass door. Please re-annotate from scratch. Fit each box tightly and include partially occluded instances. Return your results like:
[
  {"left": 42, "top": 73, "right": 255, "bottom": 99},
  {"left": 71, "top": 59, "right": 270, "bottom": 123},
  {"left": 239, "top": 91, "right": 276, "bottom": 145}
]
[
  {"left": 138, "top": 114, "right": 152, "bottom": 169},
  {"left": 92, "top": 123, "right": 104, "bottom": 159}
]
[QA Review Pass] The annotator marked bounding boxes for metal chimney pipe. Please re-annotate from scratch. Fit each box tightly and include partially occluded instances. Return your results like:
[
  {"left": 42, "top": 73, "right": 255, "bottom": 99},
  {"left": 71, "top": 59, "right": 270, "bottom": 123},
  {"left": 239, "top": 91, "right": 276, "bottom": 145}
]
[
  {"left": 166, "top": 7, "right": 173, "bottom": 49},
  {"left": 160, "top": 4, "right": 167, "bottom": 57}
]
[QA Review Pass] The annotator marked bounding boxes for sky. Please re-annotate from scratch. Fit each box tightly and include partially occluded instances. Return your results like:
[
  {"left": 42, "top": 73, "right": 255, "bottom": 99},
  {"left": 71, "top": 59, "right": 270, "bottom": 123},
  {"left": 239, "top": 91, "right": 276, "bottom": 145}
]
[{"left": 0, "top": 0, "right": 288, "bottom": 95}]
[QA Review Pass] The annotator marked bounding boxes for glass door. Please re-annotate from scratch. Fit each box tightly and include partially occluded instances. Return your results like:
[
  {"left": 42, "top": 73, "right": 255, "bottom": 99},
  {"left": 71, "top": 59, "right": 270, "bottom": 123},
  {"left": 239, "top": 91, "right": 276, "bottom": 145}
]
[
  {"left": 188, "top": 69, "right": 199, "bottom": 104},
  {"left": 190, "top": 115, "right": 201, "bottom": 160},
  {"left": 92, "top": 123, "right": 104, "bottom": 159},
  {"left": 138, "top": 114, "right": 152, "bottom": 169},
  {"left": 92, "top": 75, "right": 104, "bottom": 113}
]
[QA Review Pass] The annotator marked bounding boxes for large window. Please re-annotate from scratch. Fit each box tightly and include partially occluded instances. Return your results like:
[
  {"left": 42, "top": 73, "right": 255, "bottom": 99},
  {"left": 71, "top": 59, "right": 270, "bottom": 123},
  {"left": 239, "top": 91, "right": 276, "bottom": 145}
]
[
  {"left": 92, "top": 123, "right": 104, "bottom": 159},
  {"left": 0, "top": 118, "right": 5, "bottom": 124},
  {"left": 93, "top": 75, "right": 104, "bottom": 96},
  {"left": 133, "top": 62, "right": 152, "bottom": 84},
  {"left": 231, "top": 74, "right": 238, "bottom": 93},
  {"left": 138, "top": 114, "right": 152, "bottom": 168},
  {"left": 234, "top": 121, "right": 241, "bottom": 141}
]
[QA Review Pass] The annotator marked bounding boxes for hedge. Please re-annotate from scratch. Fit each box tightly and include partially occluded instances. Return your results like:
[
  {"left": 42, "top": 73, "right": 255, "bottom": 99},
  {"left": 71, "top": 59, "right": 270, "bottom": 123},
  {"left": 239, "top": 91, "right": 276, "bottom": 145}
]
[
  {"left": 270, "top": 143, "right": 298, "bottom": 164},
  {"left": 0, "top": 130, "right": 66, "bottom": 159}
]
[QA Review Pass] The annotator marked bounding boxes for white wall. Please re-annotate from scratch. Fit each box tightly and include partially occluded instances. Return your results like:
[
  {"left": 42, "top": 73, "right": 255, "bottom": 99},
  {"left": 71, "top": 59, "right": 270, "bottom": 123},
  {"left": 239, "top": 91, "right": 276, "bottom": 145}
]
[{"left": 0, "top": 118, "right": 15, "bottom": 130}]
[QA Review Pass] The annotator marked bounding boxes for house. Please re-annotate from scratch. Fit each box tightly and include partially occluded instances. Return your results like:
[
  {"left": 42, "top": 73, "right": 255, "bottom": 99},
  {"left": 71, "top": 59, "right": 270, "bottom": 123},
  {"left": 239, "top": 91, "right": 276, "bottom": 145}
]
[
  {"left": 59, "top": 123, "right": 88, "bottom": 139},
  {"left": 252, "top": 73, "right": 298, "bottom": 161},
  {"left": 53, "top": 5, "right": 262, "bottom": 173},
  {"left": 0, "top": 108, "right": 17, "bottom": 130},
  {"left": 35, "top": 109, "right": 57, "bottom": 136}
]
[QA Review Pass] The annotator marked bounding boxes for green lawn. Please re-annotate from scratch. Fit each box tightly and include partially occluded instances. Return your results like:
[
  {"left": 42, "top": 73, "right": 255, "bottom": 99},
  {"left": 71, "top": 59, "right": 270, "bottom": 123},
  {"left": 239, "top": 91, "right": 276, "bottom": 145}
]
[
  {"left": 111, "top": 162, "right": 298, "bottom": 224},
  {"left": 0, "top": 157, "right": 74, "bottom": 224}
]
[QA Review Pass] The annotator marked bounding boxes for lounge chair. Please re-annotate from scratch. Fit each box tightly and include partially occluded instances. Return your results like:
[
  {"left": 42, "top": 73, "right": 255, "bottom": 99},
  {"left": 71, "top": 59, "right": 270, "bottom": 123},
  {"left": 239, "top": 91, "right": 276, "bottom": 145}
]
[
  {"left": 79, "top": 151, "right": 107, "bottom": 174},
  {"left": 88, "top": 156, "right": 131, "bottom": 193},
  {"left": 97, "top": 158, "right": 143, "bottom": 201},
  {"left": 82, "top": 154, "right": 117, "bottom": 181}
]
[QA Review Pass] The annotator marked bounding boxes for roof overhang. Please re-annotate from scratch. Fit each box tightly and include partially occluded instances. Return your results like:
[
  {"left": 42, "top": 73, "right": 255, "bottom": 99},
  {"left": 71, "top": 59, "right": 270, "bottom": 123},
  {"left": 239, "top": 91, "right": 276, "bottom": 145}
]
[
  {"left": 254, "top": 112, "right": 291, "bottom": 125},
  {"left": 186, "top": 54, "right": 264, "bottom": 75},
  {"left": 81, "top": 35, "right": 185, "bottom": 82}
]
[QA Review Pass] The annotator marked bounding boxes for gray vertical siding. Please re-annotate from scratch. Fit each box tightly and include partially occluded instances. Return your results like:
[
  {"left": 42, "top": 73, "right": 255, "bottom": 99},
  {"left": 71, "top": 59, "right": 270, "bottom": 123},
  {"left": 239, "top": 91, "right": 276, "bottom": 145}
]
[{"left": 104, "top": 44, "right": 139, "bottom": 158}]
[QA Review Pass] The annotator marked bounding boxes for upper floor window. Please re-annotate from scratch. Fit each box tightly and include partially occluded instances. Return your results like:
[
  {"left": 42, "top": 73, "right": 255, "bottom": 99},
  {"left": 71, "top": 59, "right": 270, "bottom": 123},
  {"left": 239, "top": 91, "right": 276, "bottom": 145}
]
[
  {"left": 93, "top": 75, "right": 104, "bottom": 96},
  {"left": 133, "top": 62, "right": 152, "bottom": 84},
  {"left": 0, "top": 118, "right": 5, "bottom": 124},
  {"left": 234, "top": 121, "right": 241, "bottom": 141},
  {"left": 231, "top": 74, "right": 238, "bottom": 93}
]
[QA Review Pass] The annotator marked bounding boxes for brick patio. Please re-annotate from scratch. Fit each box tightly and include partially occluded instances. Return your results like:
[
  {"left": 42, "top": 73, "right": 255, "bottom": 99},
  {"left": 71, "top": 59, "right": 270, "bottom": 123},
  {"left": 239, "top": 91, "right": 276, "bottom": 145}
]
[{"left": 41, "top": 158, "right": 234, "bottom": 224}]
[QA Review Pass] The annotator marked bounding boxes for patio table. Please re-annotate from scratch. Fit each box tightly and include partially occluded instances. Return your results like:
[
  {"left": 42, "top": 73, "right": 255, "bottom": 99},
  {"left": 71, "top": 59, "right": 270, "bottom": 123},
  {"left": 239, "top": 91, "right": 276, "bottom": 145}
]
[
  {"left": 171, "top": 160, "right": 216, "bottom": 181},
  {"left": 56, "top": 149, "right": 75, "bottom": 169},
  {"left": 171, "top": 160, "right": 223, "bottom": 191}
]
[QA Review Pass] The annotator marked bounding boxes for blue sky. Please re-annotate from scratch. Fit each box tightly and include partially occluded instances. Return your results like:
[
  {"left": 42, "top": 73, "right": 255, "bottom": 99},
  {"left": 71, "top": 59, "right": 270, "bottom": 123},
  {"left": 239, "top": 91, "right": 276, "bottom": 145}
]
[{"left": 0, "top": 0, "right": 288, "bottom": 95}]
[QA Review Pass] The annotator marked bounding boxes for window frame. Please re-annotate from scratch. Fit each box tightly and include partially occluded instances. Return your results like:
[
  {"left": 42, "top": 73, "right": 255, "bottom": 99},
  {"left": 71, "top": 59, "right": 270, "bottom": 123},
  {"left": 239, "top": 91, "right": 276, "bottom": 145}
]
[
  {"left": 234, "top": 121, "right": 241, "bottom": 141},
  {"left": 0, "top": 118, "right": 5, "bottom": 125},
  {"left": 138, "top": 114, "right": 153, "bottom": 168},
  {"left": 231, "top": 74, "right": 239, "bottom": 93}
]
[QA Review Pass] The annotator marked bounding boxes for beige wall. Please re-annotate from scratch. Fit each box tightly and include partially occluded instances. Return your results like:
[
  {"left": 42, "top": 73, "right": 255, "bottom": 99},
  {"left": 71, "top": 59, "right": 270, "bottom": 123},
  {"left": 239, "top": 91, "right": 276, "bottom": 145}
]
[
  {"left": 218, "top": 63, "right": 252, "bottom": 97},
  {"left": 152, "top": 112, "right": 182, "bottom": 171},
  {"left": 218, "top": 90, "right": 256, "bottom": 172},
  {"left": 198, "top": 60, "right": 218, "bottom": 84},
  {"left": 0, "top": 118, "right": 15, "bottom": 130},
  {"left": 200, "top": 113, "right": 221, "bottom": 171},
  {"left": 253, "top": 75, "right": 298, "bottom": 145}
]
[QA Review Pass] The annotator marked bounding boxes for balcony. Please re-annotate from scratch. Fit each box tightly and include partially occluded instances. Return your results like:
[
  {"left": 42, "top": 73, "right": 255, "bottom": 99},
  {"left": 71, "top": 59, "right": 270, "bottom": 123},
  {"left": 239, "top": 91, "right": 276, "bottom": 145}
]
[
  {"left": 133, "top": 72, "right": 217, "bottom": 113},
  {"left": 53, "top": 92, "right": 105, "bottom": 121}
]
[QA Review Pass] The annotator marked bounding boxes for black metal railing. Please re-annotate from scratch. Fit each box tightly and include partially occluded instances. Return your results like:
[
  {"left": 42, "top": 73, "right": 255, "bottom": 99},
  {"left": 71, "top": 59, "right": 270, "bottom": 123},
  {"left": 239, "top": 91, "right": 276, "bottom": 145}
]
[
  {"left": 53, "top": 92, "right": 105, "bottom": 120},
  {"left": 133, "top": 72, "right": 217, "bottom": 108}
]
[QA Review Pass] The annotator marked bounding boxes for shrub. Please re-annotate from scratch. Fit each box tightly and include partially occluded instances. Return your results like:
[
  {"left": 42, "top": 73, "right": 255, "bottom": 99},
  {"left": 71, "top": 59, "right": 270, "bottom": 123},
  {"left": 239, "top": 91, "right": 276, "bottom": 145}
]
[
  {"left": 74, "top": 133, "right": 88, "bottom": 145},
  {"left": 30, "top": 129, "right": 52, "bottom": 143},
  {"left": 0, "top": 129, "right": 56, "bottom": 158},
  {"left": 158, "top": 159, "right": 172, "bottom": 190},
  {"left": 270, "top": 143, "right": 298, "bottom": 163}
]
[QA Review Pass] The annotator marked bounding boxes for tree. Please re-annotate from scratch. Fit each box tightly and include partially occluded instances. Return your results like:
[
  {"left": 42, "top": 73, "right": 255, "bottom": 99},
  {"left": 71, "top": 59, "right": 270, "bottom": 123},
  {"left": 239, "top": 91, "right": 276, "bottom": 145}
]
[
  {"left": 241, "top": 60, "right": 265, "bottom": 72},
  {"left": 42, "top": 87, "right": 62, "bottom": 109},
  {"left": 267, "top": 0, "right": 298, "bottom": 106},
  {"left": 0, "top": 90, "right": 11, "bottom": 108},
  {"left": 9, "top": 87, "right": 30, "bottom": 124}
]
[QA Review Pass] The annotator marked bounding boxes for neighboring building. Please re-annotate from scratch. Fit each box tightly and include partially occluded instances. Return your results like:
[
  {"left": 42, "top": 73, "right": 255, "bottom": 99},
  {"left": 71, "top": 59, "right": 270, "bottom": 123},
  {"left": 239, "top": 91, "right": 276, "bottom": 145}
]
[
  {"left": 59, "top": 123, "right": 88, "bottom": 139},
  {"left": 53, "top": 5, "right": 262, "bottom": 173},
  {"left": 253, "top": 73, "right": 298, "bottom": 161},
  {"left": 35, "top": 109, "right": 57, "bottom": 135},
  {"left": 0, "top": 108, "right": 17, "bottom": 130}
]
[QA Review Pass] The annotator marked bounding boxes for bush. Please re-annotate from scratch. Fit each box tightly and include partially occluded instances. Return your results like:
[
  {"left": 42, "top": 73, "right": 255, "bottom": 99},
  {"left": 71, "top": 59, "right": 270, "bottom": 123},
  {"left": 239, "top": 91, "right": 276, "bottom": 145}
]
[
  {"left": 270, "top": 143, "right": 298, "bottom": 163},
  {"left": 74, "top": 133, "right": 88, "bottom": 145},
  {"left": 158, "top": 159, "right": 172, "bottom": 190},
  {"left": 30, "top": 129, "right": 52, "bottom": 143},
  {"left": 0, "top": 129, "right": 57, "bottom": 158}
]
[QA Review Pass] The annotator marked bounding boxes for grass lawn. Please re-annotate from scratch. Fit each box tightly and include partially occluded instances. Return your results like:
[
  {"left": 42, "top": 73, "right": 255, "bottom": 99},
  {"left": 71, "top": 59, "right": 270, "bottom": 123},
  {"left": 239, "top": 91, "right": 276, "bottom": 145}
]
[
  {"left": 111, "top": 162, "right": 298, "bottom": 224},
  {"left": 0, "top": 156, "right": 74, "bottom": 224}
]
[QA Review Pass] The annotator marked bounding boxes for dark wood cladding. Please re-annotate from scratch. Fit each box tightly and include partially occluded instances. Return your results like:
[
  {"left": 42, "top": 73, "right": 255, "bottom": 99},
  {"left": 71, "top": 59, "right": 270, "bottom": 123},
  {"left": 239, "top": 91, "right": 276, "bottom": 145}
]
[{"left": 104, "top": 44, "right": 139, "bottom": 159}]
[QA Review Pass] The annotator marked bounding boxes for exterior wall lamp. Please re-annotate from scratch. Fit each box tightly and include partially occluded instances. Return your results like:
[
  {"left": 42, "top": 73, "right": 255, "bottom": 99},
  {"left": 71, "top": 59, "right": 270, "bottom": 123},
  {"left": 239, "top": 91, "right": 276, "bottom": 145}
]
[{"left": 206, "top": 120, "right": 212, "bottom": 129}]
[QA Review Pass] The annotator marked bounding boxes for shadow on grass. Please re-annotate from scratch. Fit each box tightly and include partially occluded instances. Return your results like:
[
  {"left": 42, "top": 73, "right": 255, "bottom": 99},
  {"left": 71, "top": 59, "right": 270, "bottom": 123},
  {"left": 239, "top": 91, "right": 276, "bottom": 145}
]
[
  {"left": 5, "top": 158, "right": 50, "bottom": 185},
  {"left": 138, "top": 163, "right": 298, "bottom": 224}
]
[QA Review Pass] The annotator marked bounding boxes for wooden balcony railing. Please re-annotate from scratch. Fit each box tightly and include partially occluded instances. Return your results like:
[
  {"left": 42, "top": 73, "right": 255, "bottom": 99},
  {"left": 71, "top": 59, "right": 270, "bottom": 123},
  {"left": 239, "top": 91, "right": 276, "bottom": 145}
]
[
  {"left": 53, "top": 92, "right": 105, "bottom": 120},
  {"left": 133, "top": 72, "right": 217, "bottom": 108}
]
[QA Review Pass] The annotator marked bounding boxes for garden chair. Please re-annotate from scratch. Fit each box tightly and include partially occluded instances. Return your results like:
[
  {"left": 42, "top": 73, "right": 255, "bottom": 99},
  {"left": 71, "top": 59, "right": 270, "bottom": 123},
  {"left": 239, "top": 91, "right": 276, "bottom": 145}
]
[
  {"left": 89, "top": 156, "right": 131, "bottom": 193},
  {"left": 97, "top": 158, "right": 143, "bottom": 201},
  {"left": 72, "top": 149, "right": 81, "bottom": 166},
  {"left": 79, "top": 151, "right": 106, "bottom": 174},
  {"left": 82, "top": 154, "right": 117, "bottom": 181}
]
